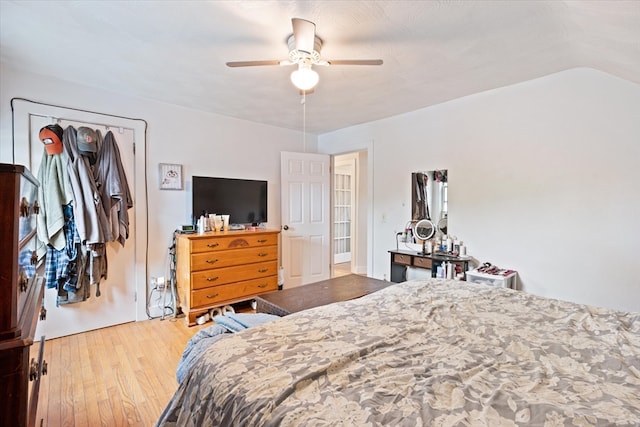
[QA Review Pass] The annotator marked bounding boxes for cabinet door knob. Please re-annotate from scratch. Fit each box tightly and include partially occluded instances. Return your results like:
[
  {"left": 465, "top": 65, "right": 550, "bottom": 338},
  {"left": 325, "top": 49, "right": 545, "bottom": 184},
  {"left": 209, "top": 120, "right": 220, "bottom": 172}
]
[
  {"left": 20, "top": 197, "right": 30, "bottom": 217},
  {"left": 206, "top": 276, "right": 219, "bottom": 282},
  {"left": 29, "top": 358, "right": 37, "bottom": 381},
  {"left": 18, "top": 270, "right": 28, "bottom": 292},
  {"left": 205, "top": 259, "right": 218, "bottom": 264}
]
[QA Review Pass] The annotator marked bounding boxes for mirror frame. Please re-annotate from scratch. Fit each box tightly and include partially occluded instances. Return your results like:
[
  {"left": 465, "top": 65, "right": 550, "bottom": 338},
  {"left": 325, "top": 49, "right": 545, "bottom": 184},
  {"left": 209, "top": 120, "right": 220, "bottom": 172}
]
[
  {"left": 413, "top": 218, "right": 436, "bottom": 240},
  {"left": 412, "top": 170, "right": 448, "bottom": 235}
]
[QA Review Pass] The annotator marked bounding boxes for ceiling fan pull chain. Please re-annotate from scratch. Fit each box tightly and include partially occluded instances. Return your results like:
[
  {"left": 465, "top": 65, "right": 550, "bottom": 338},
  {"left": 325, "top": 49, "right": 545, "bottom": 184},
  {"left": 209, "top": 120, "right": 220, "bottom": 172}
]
[{"left": 303, "top": 92, "right": 307, "bottom": 152}]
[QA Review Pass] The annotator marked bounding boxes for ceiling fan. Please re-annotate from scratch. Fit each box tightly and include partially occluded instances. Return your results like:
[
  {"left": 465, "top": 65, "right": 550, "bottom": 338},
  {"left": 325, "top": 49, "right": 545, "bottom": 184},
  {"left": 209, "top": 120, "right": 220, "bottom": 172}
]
[{"left": 226, "top": 18, "right": 383, "bottom": 92}]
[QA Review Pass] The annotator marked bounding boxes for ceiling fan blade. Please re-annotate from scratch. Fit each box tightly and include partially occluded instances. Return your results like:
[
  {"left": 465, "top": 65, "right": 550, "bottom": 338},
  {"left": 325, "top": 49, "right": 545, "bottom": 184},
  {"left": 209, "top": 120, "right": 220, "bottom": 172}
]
[
  {"left": 226, "top": 60, "right": 282, "bottom": 67},
  {"left": 292, "top": 18, "right": 316, "bottom": 54},
  {"left": 327, "top": 59, "right": 384, "bottom": 66}
]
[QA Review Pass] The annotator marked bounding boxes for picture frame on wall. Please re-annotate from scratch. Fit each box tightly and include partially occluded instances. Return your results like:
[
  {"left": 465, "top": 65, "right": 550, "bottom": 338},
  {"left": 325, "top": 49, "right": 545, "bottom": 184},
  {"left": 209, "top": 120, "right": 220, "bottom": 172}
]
[{"left": 159, "top": 163, "right": 183, "bottom": 190}]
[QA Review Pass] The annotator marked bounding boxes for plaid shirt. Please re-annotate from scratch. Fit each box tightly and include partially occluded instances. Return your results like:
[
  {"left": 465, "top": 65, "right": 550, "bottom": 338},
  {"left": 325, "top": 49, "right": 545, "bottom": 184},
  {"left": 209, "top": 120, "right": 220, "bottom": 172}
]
[{"left": 44, "top": 203, "right": 80, "bottom": 291}]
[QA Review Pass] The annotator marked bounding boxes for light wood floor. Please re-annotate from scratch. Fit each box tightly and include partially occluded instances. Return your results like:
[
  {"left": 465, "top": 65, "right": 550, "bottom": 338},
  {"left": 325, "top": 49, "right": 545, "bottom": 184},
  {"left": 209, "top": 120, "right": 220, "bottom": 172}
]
[
  {"left": 333, "top": 262, "right": 351, "bottom": 277},
  {"left": 34, "top": 317, "right": 209, "bottom": 426}
]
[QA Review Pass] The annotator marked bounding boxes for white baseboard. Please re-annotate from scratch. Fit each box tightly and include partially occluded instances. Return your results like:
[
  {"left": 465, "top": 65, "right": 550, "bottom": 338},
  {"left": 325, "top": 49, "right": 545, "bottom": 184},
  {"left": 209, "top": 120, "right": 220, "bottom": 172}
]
[{"left": 354, "top": 265, "right": 367, "bottom": 275}]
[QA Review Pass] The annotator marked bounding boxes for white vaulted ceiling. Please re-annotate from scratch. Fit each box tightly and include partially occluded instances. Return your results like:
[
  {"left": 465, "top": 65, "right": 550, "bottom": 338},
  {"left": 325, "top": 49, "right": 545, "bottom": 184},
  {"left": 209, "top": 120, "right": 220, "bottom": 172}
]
[{"left": 1, "top": 1, "right": 639, "bottom": 134}]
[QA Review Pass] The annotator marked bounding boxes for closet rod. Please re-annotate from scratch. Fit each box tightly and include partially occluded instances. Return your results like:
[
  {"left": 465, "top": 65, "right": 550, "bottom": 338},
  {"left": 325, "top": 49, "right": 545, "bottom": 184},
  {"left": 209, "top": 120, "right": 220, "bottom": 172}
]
[
  {"left": 28, "top": 112, "right": 135, "bottom": 133},
  {"left": 11, "top": 97, "right": 147, "bottom": 126},
  {"left": 10, "top": 96, "right": 148, "bottom": 164}
]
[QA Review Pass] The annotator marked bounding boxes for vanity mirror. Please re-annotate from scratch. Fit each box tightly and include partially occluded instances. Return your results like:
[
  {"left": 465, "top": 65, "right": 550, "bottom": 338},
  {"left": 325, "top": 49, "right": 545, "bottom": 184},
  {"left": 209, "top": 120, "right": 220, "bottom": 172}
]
[
  {"left": 413, "top": 218, "right": 435, "bottom": 240},
  {"left": 411, "top": 170, "right": 448, "bottom": 236}
]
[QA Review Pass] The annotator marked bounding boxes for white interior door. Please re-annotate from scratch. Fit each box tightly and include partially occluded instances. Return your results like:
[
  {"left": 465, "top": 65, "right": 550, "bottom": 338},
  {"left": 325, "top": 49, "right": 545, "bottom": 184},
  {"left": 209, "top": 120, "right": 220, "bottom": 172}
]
[
  {"left": 281, "top": 151, "right": 330, "bottom": 288},
  {"left": 29, "top": 115, "right": 137, "bottom": 339},
  {"left": 333, "top": 159, "right": 355, "bottom": 265}
]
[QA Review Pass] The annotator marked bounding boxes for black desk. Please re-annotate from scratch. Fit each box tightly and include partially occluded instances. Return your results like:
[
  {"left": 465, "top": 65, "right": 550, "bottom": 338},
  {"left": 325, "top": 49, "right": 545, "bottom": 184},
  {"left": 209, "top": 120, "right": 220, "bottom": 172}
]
[{"left": 389, "top": 249, "right": 470, "bottom": 283}]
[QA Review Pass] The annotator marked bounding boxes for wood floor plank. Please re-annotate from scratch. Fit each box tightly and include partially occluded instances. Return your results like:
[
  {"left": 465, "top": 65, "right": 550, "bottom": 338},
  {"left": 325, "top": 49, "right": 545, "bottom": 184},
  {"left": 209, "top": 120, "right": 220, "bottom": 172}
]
[
  {"left": 67, "top": 334, "right": 89, "bottom": 427},
  {"left": 77, "top": 332, "right": 101, "bottom": 425},
  {"left": 47, "top": 337, "right": 64, "bottom": 425}
]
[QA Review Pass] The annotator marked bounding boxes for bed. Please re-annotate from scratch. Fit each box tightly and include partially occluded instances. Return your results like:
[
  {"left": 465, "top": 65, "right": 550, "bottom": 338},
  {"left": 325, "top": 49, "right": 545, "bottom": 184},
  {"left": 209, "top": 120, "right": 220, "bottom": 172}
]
[{"left": 156, "top": 278, "right": 640, "bottom": 426}]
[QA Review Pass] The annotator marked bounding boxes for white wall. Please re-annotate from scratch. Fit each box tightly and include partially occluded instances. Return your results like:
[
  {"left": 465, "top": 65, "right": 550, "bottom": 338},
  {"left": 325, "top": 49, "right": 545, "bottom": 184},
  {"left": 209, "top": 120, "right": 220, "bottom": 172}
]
[
  {"left": 0, "top": 63, "right": 316, "bottom": 315},
  {"left": 319, "top": 68, "right": 640, "bottom": 313}
]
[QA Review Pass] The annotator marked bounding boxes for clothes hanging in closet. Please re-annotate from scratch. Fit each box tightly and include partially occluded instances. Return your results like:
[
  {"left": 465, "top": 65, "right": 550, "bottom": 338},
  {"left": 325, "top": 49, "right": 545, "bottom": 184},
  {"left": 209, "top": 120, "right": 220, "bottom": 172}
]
[
  {"left": 94, "top": 130, "right": 133, "bottom": 246},
  {"left": 62, "top": 125, "right": 112, "bottom": 245},
  {"left": 37, "top": 124, "right": 133, "bottom": 305}
]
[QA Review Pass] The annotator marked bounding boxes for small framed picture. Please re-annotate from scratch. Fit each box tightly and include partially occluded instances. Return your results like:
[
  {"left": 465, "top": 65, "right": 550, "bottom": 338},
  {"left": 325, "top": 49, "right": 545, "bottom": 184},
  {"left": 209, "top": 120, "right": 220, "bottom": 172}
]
[{"left": 159, "top": 163, "right": 183, "bottom": 190}]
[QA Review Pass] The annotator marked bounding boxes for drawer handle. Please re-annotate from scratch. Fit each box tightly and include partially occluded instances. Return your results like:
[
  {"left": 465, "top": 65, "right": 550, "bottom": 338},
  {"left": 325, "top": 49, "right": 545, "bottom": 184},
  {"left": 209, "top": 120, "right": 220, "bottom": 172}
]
[
  {"left": 257, "top": 252, "right": 268, "bottom": 257},
  {"left": 18, "top": 271, "right": 28, "bottom": 292},
  {"left": 206, "top": 243, "right": 219, "bottom": 248},
  {"left": 205, "top": 293, "right": 220, "bottom": 299},
  {"left": 257, "top": 239, "right": 267, "bottom": 243},
  {"left": 29, "top": 358, "right": 48, "bottom": 381},
  {"left": 20, "top": 197, "right": 30, "bottom": 217},
  {"left": 205, "top": 259, "right": 219, "bottom": 264},
  {"left": 29, "top": 358, "right": 38, "bottom": 381},
  {"left": 257, "top": 283, "right": 268, "bottom": 288},
  {"left": 258, "top": 268, "right": 269, "bottom": 273},
  {"left": 206, "top": 276, "right": 219, "bottom": 282}
]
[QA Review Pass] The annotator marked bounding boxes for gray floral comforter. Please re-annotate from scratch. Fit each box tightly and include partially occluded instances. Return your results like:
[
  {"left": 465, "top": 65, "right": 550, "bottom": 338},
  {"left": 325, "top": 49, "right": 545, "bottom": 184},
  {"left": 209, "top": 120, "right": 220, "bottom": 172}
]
[{"left": 156, "top": 279, "right": 640, "bottom": 426}]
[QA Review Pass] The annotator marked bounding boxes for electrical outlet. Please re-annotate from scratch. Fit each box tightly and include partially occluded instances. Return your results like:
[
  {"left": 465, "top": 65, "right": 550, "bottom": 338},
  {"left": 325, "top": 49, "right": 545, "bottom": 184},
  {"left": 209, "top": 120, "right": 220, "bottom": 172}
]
[{"left": 157, "top": 276, "right": 166, "bottom": 290}]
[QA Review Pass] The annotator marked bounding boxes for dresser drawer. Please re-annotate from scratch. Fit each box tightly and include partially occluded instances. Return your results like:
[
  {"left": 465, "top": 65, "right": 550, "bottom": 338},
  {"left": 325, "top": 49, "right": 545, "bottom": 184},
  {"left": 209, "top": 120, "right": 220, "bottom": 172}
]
[
  {"left": 190, "top": 245, "right": 278, "bottom": 271},
  {"left": 413, "top": 257, "right": 432, "bottom": 269},
  {"left": 191, "top": 233, "right": 278, "bottom": 253},
  {"left": 191, "top": 261, "right": 278, "bottom": 290},
  {"left": 191, "top": 276, "right": 278, "bottom": 308},
  {"left": 393, "top": 253, "right": 412, "bottom": 266}
]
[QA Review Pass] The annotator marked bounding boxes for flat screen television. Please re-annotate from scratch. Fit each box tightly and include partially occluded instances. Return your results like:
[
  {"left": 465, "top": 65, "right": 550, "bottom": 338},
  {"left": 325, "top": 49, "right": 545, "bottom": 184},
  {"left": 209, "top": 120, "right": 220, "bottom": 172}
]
[{"left": 192, "top": 176, "right": 268, "bottom": 226}]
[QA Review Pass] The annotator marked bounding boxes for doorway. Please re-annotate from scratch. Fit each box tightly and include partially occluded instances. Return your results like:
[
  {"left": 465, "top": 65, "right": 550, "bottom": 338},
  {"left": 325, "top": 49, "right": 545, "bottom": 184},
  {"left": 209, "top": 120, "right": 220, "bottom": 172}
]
[
  {"left": 11, "top": 99, "right": 147, "bottom": 340},
  {"left": 332, "top": 151, "right": 368, "bottom": 277}
]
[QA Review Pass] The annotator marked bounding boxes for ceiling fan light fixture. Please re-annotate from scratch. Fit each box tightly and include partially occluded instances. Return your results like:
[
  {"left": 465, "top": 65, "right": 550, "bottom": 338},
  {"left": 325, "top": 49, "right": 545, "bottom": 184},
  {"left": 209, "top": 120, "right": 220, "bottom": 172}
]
[{"left": 290, "top": 64, "right": 319, "bottom": 91}]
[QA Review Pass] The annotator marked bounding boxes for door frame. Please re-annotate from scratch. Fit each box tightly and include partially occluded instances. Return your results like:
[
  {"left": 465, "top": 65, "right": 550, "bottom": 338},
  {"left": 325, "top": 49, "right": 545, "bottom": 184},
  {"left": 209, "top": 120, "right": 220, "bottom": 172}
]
[
  {"left": 332, "top": 155, "right": 356, "bottom": 271},
  {"left": 323, "top": 140, "right": 374, "bottom": 278},
  {"left": 11, "top": 99, "right": 148, "bottom": 334}
]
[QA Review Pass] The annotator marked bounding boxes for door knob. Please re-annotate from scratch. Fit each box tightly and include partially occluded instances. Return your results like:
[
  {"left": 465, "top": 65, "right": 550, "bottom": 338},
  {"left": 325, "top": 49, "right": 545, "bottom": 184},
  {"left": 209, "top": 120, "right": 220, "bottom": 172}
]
[{"left": 283, "top": 225, "right": 289, "bottom": 230}]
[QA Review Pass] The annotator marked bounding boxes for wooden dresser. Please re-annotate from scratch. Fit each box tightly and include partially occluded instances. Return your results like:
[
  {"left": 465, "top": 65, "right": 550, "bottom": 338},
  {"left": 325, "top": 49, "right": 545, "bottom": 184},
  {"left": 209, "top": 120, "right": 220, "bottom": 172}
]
[
  {"left": 0, "top": 163, "right": 46, "bottom": 427},
  {"left": 175, "top": 229, "right": 280, "bottom": 325}
]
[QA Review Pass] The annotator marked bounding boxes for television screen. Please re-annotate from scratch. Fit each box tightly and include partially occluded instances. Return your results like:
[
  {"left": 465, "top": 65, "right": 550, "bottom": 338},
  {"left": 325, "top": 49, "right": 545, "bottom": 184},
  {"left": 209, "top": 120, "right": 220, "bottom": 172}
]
[{"left": 192, "top": 176, "right": 268, "bottom": 226}]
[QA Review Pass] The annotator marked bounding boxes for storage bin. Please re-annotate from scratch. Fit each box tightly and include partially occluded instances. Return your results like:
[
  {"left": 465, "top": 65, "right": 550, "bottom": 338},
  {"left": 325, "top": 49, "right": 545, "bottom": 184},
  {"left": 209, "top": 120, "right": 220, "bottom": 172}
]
[{"left": 466, "top": 269, "right": 517, "bottom": 289}]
